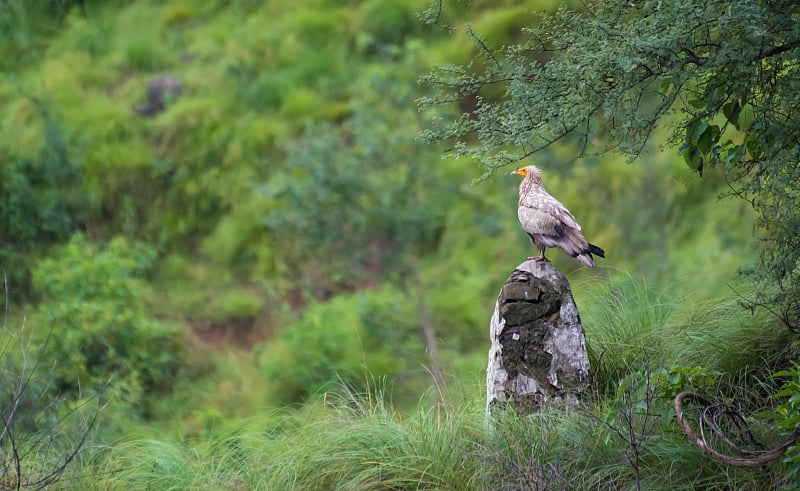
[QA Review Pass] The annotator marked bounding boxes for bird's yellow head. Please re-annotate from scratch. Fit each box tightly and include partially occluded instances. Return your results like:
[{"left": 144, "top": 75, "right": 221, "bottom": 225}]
[{"left": 511, "top": 165, "right": 541, "bottom": 179}]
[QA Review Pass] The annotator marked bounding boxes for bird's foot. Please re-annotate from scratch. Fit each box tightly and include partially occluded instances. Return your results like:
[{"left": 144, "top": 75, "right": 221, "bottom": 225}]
[{"left": 526, "top": 255, "right": 549, "bottom": 262}]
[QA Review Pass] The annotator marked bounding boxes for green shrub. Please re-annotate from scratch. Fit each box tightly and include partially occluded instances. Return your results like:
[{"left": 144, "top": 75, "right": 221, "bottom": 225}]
[
  {"left": 0, "top": 313, "right": 99, "bottom": 488},
  {"left": 162, "top": 4, "right": 194, "bottom": 28},
  {"left": 0, "top": 100, "right": 91, "bottom": 295},
  {"left": 211, "top": 289, "right": 263, "bottom": 320},
  {"left": 287, "top": 8, "right": 348, "bottom": 48},
  {"left": 775, "top": 363, "right": 800, "bottom": 489},
  {"left": 32, "top": 234, "right": 183, "bottom": 415},
  {"left": 261, "top": 88, "right": 448, "bottom": 289},
  {"left": 355, "top": 0, "right": 422, "bottom": 54},
  {"left": 123, "top": 37, "right": 170, "bottom": 71},
  {"left": 227, "top": 62, "right": 298, "bottom": 111},
  {"left": 0, "top": 0, "right": 76, "bottom": 68},
  {"left": 59, "top": 6, "right": 113, "bottom": 57},
  {"left": 260, "top": 288, "right": 421, "bottom": 404},
  {"left": 0, "top": 101, "right": 88, "bottom": 245}
]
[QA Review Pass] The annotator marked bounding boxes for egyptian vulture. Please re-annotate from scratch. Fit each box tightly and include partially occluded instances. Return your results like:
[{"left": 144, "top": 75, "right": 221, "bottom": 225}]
[{"left": 511, "top": 165, "right": 605, "bottom": 268}]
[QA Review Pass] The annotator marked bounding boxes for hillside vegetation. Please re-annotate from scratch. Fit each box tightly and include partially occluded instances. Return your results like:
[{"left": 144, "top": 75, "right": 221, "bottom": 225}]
[{"left": 0, "top": 0, "right": 797, "bottom": 489}]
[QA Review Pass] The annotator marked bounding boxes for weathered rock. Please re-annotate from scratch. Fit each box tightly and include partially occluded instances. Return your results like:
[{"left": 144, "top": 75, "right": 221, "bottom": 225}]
[
  {"left": 486, "top": 259, "right": 590, "bottom": 418},
  {"left": 136, "top": 75, "right": 183, "bottom": 117}
]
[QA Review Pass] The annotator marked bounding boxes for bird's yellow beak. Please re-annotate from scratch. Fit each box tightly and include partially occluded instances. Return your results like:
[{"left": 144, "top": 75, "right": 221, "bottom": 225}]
[{"left": 511, "top": 167, "right": 527, "bottom": 177}]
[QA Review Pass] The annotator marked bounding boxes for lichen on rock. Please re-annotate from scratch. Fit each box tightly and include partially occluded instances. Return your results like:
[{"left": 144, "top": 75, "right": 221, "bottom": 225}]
[{"left": 486, "top": 259, "right": 591, "bottom": 419}]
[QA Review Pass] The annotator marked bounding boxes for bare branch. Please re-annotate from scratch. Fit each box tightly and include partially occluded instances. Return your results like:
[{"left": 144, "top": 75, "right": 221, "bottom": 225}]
[{"left": 675, "top": 391, "right": 800, "bottom": 467}]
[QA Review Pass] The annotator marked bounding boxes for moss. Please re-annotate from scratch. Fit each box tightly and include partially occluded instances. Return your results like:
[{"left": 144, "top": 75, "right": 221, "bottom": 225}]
[
  {"left": 495, "top": 267, "right": 579, "bottom": 399},
  {"left": 499, "top": 273, "right": 562, "bottom": 326}
]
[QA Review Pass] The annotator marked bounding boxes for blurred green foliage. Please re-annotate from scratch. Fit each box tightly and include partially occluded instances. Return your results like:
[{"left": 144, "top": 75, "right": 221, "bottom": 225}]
[
  {"left": 261, "top": 76, "right": 448, "bottom": 288},
  {"left": 0, "top": 3, "right": 795, "bottom": 486},
  {"left": 421, "top": 0, "right": 800, "bottom": 331},
  {"left": 0, "top": 98, "right": 90, "bottom": 293},
  {"left": 0, "top": 100, "right": 85, "bottom": 240},
  {"left": 261, "top": 287, "right": 422, "bottom": 404},
  {"left": 88, "top": 380, "right": 785, "bottom": 490},
  {"left": 32, "top": 235, "right": 182, "bottom": 416},
  {"left": 355, "top": 0, "right": 426, "bottom": 54},
  {"left": 0, "top": 319, "right": 98, "bottom": 488},
  {"left": 775, "top": 364, "right": 800, "bottom": 489}
]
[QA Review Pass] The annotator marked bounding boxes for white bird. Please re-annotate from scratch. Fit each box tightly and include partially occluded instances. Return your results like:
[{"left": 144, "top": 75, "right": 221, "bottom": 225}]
[{"left": 511, "top": 165, "right": 605, "bottom": 267}]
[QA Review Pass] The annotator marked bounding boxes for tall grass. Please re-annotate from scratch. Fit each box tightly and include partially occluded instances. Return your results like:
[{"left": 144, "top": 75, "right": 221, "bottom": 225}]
[
  {"left": 89, "top": 386, "right": 485, "bottom": 490},
  {"left": 85, "top": 381, "right": 784, "bottom": 490},
  {"left": 578, "top": 272, "right": 791, "bottom": 394},
  {"left": 76, "top": 270, "right": 794, "bottom": 490}
]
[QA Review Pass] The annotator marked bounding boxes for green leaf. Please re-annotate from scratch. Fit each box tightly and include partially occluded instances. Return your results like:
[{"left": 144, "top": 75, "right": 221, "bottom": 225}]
[
  {"left": 689, "top": 98, "right": 706, "bottom": 109},
  {"left": 681, "top": 144, "right": 703, "bottom": 175},
  {"left": 688, "top": 120, "right": 709, "bottom": 144},
  {"left": 696, "top": 123, "right": 720, "bottom": 155},
  {"left": 723, "top": 144, "right": 746, "bottom": 167},
  {"left": 722, "top": 100, "right": 741, "bottom": 129},
  {"left": 661, "top": 407, "right": 676, "bottom": 425},
  {"left": 745, "top": 135, "right": 761, "bottom": 159}
]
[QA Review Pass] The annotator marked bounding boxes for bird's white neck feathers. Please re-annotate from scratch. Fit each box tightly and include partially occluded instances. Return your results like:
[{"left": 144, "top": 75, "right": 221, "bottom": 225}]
[
  {"left": 526, "top": 165, "right": 542, "bottom": 182},
  {"left": 519, "top": 165, "right": 544, "bottom": 196}
]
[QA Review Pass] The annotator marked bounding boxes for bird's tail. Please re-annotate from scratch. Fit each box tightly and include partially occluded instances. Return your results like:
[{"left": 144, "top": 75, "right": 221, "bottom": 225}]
[
  {"left": 576, "top": 254, "right": 596, "bottom": 268},
  {"left": 588, "top": 243, "right": 605, "bottom": 258},
  {"left": 576, "top": 243, "right": 605, "bottom": 268}
]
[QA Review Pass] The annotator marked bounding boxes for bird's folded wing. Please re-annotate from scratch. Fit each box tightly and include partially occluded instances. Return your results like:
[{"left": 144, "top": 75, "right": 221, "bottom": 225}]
[{"left": 518, "top": 199, "right": 581, "bottom": 236}]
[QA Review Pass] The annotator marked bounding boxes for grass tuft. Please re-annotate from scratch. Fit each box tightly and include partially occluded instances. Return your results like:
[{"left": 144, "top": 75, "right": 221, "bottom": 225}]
[{"left": 580, "top": 273, "right": 791, "bottom": 394}]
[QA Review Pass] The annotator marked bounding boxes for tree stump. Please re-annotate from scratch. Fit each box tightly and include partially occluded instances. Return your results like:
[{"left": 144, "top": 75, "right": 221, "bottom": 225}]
[{"left": 486, "top": 259, "right": 590, "bottom": 419}]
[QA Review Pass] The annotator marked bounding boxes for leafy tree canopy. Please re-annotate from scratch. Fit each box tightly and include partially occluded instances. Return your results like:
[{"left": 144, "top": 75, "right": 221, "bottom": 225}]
[{"left": 420, "top": 0, "right": 800, "bottom": 328}]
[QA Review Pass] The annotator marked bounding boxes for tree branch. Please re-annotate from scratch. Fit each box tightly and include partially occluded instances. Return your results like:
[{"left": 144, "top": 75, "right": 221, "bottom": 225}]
[
  {"left": 757, "top": 41, "right": 800, "bottom": 61},
  {"left": 675, "top": 391, "right": 800, "bottom": 467}
]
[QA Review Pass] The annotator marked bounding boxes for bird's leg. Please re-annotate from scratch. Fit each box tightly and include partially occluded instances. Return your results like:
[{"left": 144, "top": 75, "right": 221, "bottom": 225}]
[{"left": 527, "top": 244, "right": 549, "bottom": 262}]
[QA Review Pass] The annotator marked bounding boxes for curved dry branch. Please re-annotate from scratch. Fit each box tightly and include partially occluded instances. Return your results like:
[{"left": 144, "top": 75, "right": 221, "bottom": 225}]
[{"left": 674, "top": 391, "right": 800, "bottom": 467}]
